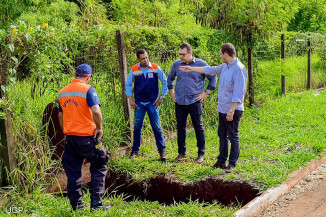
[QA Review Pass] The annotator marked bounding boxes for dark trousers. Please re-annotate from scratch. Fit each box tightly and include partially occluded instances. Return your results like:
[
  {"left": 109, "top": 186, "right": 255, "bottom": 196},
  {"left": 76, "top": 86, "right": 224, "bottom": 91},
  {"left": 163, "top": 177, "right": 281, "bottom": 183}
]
[
  {"left": 217, "top": 110, "right": 243, "bottom": 167},
  {"left": 62, "top": 135, "right": 108, "bottom": 207},
  {"left": 175, "top": 101, "right": 205, "bottom": 156}
]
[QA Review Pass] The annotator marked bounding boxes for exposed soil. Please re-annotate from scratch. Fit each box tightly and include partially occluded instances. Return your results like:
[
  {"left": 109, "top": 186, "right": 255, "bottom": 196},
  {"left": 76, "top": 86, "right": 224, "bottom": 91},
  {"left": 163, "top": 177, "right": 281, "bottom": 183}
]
[
  {"left": 259, "top": 161, "right": 326, "bottom": 217},
  {"left": 105, "top": 171, "right": 261, "bottom": 206}
]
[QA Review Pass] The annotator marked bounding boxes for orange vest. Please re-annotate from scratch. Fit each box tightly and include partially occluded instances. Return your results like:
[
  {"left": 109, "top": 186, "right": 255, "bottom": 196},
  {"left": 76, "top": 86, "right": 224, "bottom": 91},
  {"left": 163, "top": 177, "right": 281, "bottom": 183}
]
[{"left": 58, "top": 79, "right": 96, "bottom": 136}]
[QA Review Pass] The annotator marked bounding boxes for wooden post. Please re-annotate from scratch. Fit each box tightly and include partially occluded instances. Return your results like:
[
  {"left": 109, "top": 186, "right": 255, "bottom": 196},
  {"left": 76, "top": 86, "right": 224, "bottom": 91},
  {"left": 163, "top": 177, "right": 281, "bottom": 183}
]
[
  {"left": 281, "top": 34, "right": 286, "bottom": 96},
  {"left": 116, "top": 30, "right": 132, "bottom": 141},
  {"left": 248, "top": 47, "right": 254, "bottom": 107},
  {"left": 307, "top": 38, "right": 311, "bottom": 89},
  {"left": 281, "top": 34, "right": 285, "bottom": 60},
  {"left": 281, "top": 75, "right": 286, "bottom": 96},
  {"left": 0, "top": 49, "right": 17, "bottom": 186}
]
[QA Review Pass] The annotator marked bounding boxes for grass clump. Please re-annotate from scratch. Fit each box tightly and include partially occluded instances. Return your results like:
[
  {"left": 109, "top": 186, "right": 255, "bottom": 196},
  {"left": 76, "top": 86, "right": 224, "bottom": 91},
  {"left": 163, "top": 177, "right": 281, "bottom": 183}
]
[
  {"left": 0, "top": 189, "right": 238, "bottom": 216},
  {"left": 110, "top": 89, "right": 326, "bottom": 190}
]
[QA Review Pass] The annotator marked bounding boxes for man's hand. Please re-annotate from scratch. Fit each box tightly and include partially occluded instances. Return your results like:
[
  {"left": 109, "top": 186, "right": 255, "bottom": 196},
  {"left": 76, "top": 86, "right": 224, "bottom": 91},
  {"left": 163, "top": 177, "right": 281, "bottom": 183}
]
[
  {"left": 195, "top": 92, "right": 208, "bottom": 102},
  {"left": 129, "top": 97, "right": 139, "bottom": 109},
  {"left": 154, "top": 98, "right": 163, "bottom": 108},
  {"left": 169, "top": 90, "right": 176, "bottom": 102},
  {"left": 94, "top": 128, "right": 103, "bottom": 140},
  {"left": 91, "top": 104, "right": 103, "bottom": 139},
  {"left": 179, "top": 66, "right": 192, "bottom": 72},
  {"left": 226, "top": 111, "right": 235, "bottom": 121}
]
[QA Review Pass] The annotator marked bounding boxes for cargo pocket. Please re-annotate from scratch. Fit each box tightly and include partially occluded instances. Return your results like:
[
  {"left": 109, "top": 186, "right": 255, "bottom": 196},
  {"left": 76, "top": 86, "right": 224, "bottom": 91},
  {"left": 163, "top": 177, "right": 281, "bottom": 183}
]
[{"left": 88, "top": 140, "right": 110, "bottom": 166}]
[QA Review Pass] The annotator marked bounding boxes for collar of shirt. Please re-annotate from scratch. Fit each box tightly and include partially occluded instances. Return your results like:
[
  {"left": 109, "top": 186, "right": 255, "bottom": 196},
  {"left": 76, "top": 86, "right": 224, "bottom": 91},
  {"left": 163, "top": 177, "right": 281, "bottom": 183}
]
[
  {"left": 188, "top": 56, "right": 196, "bottom": 64},
  {"left": 72, "top": 79, "right": 86, "bottom": 84},
  {"left": 226, "top": 58, "right": 238, "bottom": 68},
  {"left": 137, "top": 62, "right": 152, "bottom": 69},
  {"left": 137, "top": 62, "right": 152, "bottom": 77}
]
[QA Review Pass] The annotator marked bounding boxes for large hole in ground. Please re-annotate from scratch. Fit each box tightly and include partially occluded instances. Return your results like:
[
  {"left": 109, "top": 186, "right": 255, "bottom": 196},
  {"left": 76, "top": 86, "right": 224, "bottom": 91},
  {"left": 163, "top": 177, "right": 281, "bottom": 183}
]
[
  {"left": 105, "top": 171, "right": 261, "bottom": 206},
  {"left": 43, "top": 103, "right": 261, "bottom": 206}
]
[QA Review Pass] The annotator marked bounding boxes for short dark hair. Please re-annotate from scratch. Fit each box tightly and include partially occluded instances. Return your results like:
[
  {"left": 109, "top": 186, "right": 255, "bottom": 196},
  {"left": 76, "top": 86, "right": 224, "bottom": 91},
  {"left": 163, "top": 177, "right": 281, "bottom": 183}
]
[
  {"left": 179, "top": 43, "right": 192, "bottom": 53},
  {"left": 75, "top": 73, "right": 91, "bottom": 78},
  {"left": 136, "top": 49, "right": 147, "bottom": 58},
  {"left": 220, "top": 43, "right": 236, "bottom": 57}
]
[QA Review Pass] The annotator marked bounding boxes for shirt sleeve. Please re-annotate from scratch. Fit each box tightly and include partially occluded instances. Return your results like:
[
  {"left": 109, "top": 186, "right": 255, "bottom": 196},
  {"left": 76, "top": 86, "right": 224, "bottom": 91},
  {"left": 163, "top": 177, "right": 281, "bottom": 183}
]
[
  {"left": 204, "top": 64, "right": 225, "bottom": 75},
  {"left": 125, "top": 69, "right": 134, "bottom": 96},
  {"left": 203, "top": 62, "right": 217, "bottom": 90},
  {"left": 232, "top": 67, "right": 247, "bottom": 103},
  {"left": 58, "top": 101, "right": 62, "bottom": 112},
  {"left": 86, "top": 87, "right": 101, "bottom": 107},
  {"left": 157, "top": 67, "right": 168, "bottom": 95},
  {"left": 167, "top": 63, "right": 176, "bottom": 90}
]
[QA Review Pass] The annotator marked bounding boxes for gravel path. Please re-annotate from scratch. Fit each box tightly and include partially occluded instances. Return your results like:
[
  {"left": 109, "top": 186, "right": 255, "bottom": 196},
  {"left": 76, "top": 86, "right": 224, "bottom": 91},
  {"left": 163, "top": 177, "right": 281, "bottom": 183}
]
[{"left": 258, "top": 161, "right": 326, "bottom": 217}]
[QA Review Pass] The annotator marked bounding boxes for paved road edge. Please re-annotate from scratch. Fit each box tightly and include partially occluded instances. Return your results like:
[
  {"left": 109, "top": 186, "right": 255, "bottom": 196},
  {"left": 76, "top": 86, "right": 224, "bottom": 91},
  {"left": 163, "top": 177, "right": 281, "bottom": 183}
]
[{"left": 234, "top": 151, "right": 326, "bottom": 217}]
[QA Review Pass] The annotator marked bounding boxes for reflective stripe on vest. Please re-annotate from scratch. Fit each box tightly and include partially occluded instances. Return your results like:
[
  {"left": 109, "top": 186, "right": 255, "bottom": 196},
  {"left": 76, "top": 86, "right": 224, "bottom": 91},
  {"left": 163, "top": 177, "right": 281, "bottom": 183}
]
[{"left": 58, "top": 79, "right": 96, "bottom": 136}]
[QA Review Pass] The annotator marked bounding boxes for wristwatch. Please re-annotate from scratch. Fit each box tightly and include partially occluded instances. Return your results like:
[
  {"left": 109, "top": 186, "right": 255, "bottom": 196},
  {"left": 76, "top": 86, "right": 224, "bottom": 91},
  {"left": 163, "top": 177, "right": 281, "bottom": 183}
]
[
  {"left": 159, "top": 95, "right": 165, "bottom": 100},
  {"left": 204, "top": 90, "right": 210, "bottom": 95}
]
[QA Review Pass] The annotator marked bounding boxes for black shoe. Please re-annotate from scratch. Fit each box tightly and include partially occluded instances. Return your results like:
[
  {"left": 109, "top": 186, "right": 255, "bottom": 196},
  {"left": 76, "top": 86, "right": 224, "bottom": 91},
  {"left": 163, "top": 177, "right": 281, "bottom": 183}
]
[
  {"left": 225, "top": 165, "right": 235, "bottom": 173},
  {"left": 72, "top": 202, "right": 87, "bottom": 211},
  {"left": 129, "top": 151, "right": 139, "bottom": 159},
  {"left": 173, "top": 153, "right": 186, "bottom": 162},
  {"left": 91, "top": 201, "right": 111, "bottom": 211},
  {"left": 212, "top": 161, "right": 227, "bottom": 169},
  {"left": 159, "top": 150, "right": 167, "bottom": 162}
]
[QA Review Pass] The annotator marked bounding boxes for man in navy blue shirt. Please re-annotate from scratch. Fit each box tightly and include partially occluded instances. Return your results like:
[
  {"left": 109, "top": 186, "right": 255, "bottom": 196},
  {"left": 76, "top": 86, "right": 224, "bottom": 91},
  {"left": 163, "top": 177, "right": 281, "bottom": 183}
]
[{"left": 167, "top": 43, "right": 217, "bottom": 164}]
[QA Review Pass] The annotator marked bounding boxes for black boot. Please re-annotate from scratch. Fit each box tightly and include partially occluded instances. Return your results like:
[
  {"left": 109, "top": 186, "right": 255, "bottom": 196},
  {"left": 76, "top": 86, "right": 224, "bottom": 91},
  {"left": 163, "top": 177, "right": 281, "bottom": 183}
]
[{"left": 91, "top": 200, "right": 111, "bottom": 211}]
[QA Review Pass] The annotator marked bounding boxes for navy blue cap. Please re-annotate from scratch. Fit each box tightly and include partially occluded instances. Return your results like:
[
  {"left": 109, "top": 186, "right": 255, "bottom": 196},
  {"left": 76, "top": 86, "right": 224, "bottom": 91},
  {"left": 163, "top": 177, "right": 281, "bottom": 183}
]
[{"left": 76, "top": 64, "right": 93, "bottom": 75}]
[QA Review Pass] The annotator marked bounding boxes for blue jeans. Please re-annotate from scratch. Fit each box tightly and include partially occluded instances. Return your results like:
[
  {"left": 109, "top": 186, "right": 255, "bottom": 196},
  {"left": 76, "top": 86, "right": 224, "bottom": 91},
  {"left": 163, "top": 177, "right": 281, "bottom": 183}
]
[
  {"left": 132, "top": 100, "right": 165, "bottom": 153},
  {"left": 217, "top": 110, "right": 243, "bottom": 167}
]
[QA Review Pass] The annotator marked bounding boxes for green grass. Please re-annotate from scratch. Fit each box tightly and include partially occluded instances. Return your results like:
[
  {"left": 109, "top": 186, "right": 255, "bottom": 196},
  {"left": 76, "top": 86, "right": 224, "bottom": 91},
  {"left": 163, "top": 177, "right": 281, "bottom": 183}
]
[
  {"left": 0, "top": 189, "right": 238, "bottom": 216},
  {"left": 254, "top": 54, "right": 326, "bottom": 104},
  {"left": 2, "top": 54, "right": 326, "bottom": 215},
  {"left": 110, "top": 89, "right": 326, "bottom": 190}
]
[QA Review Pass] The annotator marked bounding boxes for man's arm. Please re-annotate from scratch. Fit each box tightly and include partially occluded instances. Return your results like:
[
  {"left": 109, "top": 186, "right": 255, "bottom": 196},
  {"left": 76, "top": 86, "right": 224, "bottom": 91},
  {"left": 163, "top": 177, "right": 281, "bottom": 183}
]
[
  {"left": 154, "top": 67, "right": 168, "bottom": 107},
  {"left": 167, "top": 63, "right": 177, "bottom": 102},
  {"left": 125, "top": 69, "right": 138, "bottom": 109},
  {"left": 179, "top": 65, "right": 224, "bottom": 75},
  {"left": 91, "top": 104, "right": 103, "bottom": 139},
  {"left": 179, "top": 66, "right": 205, "bottom": 73},
  {"left": 226, "top": 67, "right": 247, "bottom": 121},
  {"left": 226, "top": 102, "right": 239, "bottom": 121}
]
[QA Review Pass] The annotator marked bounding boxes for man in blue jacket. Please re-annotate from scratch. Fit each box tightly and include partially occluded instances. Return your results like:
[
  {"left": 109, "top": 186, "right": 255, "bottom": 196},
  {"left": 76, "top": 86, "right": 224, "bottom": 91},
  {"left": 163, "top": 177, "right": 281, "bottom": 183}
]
[{"left": 125, "top": 49, "right": 168, "bottom": 161}]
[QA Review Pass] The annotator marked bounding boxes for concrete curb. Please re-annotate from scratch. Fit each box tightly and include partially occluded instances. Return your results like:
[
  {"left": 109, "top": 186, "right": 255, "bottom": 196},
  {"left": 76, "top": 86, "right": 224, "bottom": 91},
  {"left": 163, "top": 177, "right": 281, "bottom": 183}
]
[{"left": 234, "top": 152, "right": 326, "bottom": 217}]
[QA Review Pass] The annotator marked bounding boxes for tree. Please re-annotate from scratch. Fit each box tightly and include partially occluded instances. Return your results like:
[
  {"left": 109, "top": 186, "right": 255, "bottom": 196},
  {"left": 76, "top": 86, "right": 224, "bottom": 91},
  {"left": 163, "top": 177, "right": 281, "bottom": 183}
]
[
  {"left": 287, "top": 0, "right": 326, "bottom": 33},
  {"left": 183, "top": 0, "right": 299, "bottom": 48}
]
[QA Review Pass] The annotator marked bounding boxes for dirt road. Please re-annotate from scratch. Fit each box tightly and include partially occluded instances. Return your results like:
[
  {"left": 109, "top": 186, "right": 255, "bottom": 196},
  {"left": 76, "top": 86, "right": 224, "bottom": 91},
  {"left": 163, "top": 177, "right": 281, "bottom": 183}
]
[{"left": 259, "top": 162, "right": 326, "bottom": 217}]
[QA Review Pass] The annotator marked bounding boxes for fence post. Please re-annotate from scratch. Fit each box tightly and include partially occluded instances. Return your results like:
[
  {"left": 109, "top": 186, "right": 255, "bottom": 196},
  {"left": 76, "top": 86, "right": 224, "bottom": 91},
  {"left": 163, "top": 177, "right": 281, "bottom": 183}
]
[
  {"left": 248, "top": 46, "right": 254, "bottom": 107},
  {"left": 281, "top": 34, "right": 286, "bottom": 96},
  {"left": 0, "top": 48, "right": 17, "bottom": 186},
  {"left": 281, "top": 34, "right": 285, "bottom": 60},
  {"left": 281, "top": 75, "right": 286, "bottom": 96},
  {"left": 116, "top": 30, "right": 132, "bottom": 142},
  {"left": 307, "top": 37, "right": 311, "bottom": 89}
]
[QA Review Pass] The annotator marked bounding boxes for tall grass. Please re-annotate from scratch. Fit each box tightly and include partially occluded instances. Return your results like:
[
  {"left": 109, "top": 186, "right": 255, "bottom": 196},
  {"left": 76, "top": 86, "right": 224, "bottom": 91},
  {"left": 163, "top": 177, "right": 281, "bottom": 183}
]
[{"left": 254, "top": 54, "right": 326, "bottom": 105}]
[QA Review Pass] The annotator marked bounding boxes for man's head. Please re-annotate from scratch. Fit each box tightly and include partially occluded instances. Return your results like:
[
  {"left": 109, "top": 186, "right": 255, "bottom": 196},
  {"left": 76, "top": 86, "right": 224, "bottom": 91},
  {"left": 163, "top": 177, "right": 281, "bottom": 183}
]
[
  {"left": 75, "top": 63, "right": 92, "bottom": 83},
  {"left": 220, "top": 43, "right": 236, "bottom": 63},
  {"left": 137, "top": 49, "right": 149, "bottom": 68},
  {"left": 179, "top": 43, "right": 193, "bottom": 64}
]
